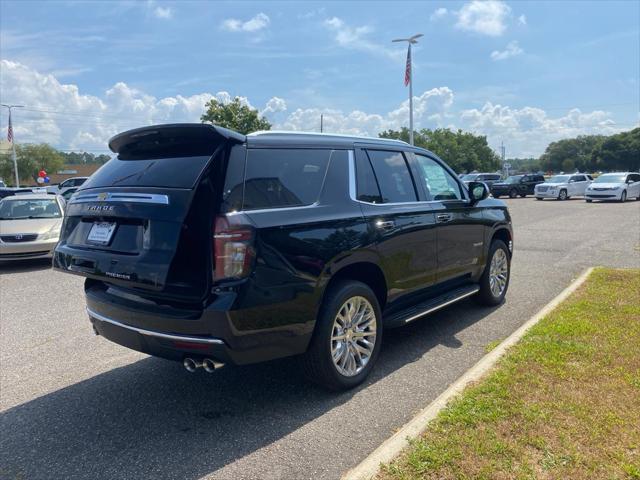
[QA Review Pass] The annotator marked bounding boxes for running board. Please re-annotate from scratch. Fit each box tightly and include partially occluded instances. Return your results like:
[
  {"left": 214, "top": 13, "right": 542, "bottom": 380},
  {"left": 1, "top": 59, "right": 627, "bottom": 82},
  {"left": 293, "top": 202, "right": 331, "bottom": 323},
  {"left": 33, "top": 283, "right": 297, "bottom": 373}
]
[{"left": 383, "top": 284, "right": 480, "bottom": 328}]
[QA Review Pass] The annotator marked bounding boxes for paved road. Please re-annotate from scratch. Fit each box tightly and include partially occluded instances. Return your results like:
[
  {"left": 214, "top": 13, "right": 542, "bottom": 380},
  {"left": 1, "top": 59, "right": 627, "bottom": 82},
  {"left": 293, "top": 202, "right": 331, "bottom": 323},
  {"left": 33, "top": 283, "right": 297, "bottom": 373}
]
[{"left": 1, "top": 198, "right": 639, "bottom": 480}]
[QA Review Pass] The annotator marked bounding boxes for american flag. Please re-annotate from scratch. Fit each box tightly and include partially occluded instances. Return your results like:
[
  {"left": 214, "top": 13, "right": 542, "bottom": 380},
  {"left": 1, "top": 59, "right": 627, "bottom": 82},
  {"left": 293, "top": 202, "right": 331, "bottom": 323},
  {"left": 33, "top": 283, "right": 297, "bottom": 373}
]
[
  {"left": 7, "top": 112, "right": 13, "bottom": 143},
  {"left": 404, "top": 46, "right": 411, "bottom": 87}
]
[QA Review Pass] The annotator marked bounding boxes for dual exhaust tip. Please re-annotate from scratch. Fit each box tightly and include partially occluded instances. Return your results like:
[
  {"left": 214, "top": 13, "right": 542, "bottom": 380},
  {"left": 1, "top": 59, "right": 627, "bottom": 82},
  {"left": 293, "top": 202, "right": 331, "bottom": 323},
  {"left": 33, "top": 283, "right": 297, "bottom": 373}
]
[{"left": 183, "top": 357, "right": 225, "bottom": 373}]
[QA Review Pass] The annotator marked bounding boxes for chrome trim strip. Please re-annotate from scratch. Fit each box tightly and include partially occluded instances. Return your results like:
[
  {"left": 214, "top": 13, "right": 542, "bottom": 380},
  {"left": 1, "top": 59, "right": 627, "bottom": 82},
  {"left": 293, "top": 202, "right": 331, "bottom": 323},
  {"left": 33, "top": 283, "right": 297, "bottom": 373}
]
[
  {"left": 404, "top": 287, "right": 480, "bottom": 324},
  {"left": 87, "top": 307, "right": 225, "bottom": 345},
  {"left": 70, "top": 192, "right": 169, "bottom": 205}
]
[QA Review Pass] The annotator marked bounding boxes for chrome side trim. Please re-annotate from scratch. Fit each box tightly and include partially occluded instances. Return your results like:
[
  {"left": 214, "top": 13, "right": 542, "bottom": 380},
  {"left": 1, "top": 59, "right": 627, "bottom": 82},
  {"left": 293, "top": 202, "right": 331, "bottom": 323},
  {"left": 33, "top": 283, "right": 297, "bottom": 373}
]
[
  {"left": 87, "top": 307, "right": 225, "bottom": 345},
  {"left": 70, "top": 192, "right": 169, "bottom": 205},
  {"left": 404, "top": 287, "right": 480, "bottom": 324}
]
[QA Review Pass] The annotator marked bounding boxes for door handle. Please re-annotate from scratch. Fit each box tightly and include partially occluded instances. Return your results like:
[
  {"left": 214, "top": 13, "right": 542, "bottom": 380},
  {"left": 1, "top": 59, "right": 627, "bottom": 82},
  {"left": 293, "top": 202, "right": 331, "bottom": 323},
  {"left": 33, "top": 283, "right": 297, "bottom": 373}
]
[
  {"left": 375, "top": 220, "right": 395, "bottom": 230},
  {"left": 436, "top": 213, "right": 452, "bottom": 223}
]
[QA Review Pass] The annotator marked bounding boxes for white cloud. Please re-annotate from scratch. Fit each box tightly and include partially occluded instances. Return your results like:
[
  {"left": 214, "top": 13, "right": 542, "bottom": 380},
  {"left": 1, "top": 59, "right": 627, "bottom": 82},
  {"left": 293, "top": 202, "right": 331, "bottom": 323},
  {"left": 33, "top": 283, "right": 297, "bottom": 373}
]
[
  {"left": 0, "top": 60, "right": 631, "bottom": 158},
  {"left": 490, "top": 41, "right": 524, "bottom": 61},
  {"left": 323, "top": 17, "right": 403, "bottom": 61},
  {"left": 518, "top": 14, "right": 527, "bottom": 26},
  {"left": 430, "top": 7, "right": 448, "bottom": 21},
  {"left": 221, "top": 13, "right": 270, "bottom": 32},
  {"left": 455, "top": 0, "right": 511, "bottom": 36},
  {"left": 153, "top": 6, "right": 172, "bottom": 19},
  {"left": 459, "top": 102, "right": 621, "bottom": 157}
]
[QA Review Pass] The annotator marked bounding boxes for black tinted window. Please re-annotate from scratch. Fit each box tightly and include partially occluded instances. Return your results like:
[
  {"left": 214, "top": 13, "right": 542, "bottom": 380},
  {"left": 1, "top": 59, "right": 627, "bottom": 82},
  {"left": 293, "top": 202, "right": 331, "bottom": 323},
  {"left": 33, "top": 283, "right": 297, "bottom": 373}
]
[
  {"left": 366, "top": 150, "right": 416, "bottom": 203},
  {"left": 242, "top": 149, "right": 330, "bottom": 210},
  {"left": 355, "top": 152, "right": 382, "bottom": 203},
  {"left": 83, "top": 156, "right": 211, "bottom": 189},
  {"left": 221, "top": 146, "right": 246, "bottom": 213}
]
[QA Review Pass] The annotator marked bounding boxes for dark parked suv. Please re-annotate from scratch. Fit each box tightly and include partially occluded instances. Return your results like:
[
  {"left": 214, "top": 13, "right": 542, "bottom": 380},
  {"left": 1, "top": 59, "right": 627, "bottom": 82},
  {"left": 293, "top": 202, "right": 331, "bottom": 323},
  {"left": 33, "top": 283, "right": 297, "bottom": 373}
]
[
  {"left": 54, "top": 124, "right": 513, "bottom": 390},
  {"left": 490, "top": 174, "right": 545, "bottom": 198}
]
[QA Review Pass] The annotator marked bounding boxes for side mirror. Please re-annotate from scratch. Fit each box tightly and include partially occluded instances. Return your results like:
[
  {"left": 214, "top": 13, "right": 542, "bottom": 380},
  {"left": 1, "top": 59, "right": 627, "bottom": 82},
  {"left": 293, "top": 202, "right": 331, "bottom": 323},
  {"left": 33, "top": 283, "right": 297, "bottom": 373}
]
[
  {"left": 468, "top": 181, "right": 489, "bottom": 203},
  {"left": 627, "top": 179, "right": 634, "bottom": 184}
]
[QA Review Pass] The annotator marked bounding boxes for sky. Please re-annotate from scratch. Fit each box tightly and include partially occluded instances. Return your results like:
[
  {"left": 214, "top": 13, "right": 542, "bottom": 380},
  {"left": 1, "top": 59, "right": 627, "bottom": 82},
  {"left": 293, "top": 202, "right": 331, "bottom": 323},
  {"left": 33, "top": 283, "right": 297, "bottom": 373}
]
[{"left": 0, "top": 0, "right": 638, "bottom": 158}]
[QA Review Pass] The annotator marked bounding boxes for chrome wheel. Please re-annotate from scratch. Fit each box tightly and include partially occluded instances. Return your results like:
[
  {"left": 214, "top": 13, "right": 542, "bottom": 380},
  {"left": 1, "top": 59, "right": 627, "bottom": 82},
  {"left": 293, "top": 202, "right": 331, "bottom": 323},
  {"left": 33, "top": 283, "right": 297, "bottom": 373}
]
[
  {"left": 489, "top": 248, "right": 508, "bottom": 298},
  {"left": 331, "top": 296, "right": 377, "bottom": 377}
]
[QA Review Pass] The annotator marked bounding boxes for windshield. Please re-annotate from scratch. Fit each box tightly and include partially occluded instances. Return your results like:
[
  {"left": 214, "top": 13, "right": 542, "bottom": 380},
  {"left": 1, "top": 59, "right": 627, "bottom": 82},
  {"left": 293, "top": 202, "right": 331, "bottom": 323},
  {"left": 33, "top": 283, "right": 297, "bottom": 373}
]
[
  {"left": 504, "top": 176, "right": 522, "bottom": 184},
  {"left": 548, "top": 175, "right": 570, "bottom": 183},
  {"left": 461, "top": 174, "right": 479, "bottom": 181},
  {"left": 594, "top": 174, "right": 626, "bottom": 183},
  {"left": 0, "top": 198, "right": 62, "bottom": 220}
]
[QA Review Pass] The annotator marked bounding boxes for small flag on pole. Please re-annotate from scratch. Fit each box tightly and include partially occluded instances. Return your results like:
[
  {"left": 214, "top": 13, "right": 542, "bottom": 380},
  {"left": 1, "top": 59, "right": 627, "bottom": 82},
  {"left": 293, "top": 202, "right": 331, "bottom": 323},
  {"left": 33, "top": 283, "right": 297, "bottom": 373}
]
[
  {"left": 7, "top": 112, "right": 14, "bottom": 144},
  {"left": 404, "top": 46, "right": 411, "bottom": 87}
]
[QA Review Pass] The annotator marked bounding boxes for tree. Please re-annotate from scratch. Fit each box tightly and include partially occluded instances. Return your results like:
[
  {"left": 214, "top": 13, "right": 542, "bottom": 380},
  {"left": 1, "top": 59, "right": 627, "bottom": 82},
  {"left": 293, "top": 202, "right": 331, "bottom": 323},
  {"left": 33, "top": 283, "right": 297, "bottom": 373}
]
[
  {"left": 0, "top": 143, "right": 65, "bottom": 186},
  {"left": 201, "top": 97, "right": 271, "bottom": 134},
  {"left": 379, "top": 127, "right": 501, "bottom": 173}
]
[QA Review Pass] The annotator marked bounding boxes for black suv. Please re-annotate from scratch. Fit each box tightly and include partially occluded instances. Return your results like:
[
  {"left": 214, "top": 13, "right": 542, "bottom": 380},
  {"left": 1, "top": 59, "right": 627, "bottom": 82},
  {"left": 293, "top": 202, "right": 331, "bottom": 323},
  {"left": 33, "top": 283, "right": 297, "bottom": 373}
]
[
  {"left": 54, "top": 124, "right": 513, "bottom": 390},
  {"left": 490, "top": 174, "right": 545, "bottom": 198}
]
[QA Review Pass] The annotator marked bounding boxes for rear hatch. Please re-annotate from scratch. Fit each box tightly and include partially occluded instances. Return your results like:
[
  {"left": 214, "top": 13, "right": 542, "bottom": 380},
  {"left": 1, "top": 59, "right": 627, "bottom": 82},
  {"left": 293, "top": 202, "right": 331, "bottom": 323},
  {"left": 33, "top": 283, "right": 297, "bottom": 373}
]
[{"left": 54, "top": 124, "right": 245, "bottom": 303}]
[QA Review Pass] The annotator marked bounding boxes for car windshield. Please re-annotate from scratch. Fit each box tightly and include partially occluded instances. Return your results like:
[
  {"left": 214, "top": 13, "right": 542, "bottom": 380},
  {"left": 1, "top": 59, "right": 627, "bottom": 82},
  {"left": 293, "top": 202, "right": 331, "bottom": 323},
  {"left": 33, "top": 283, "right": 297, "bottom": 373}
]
[
  {"left": 594, "top": 174, "right": 626, "bottom": 183},
  {"left": 548, "top": 175, "right": 571, "bottom": 183},
  {"left": 0, "top": 198, "right": 62, "bottom": 220},
  {"left": 461, "top": 174, "right": 478, "bottom": 181},
  {"left": 504, "top": 176, "right": 522, "bottom": 184}
]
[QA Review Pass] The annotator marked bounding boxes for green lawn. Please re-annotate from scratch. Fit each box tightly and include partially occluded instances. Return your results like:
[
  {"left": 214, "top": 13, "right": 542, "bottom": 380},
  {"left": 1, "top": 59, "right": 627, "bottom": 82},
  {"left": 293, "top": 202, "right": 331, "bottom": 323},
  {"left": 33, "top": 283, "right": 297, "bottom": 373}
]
[{"left": 380, "top": 268, "right": 640, "bottom": 480}]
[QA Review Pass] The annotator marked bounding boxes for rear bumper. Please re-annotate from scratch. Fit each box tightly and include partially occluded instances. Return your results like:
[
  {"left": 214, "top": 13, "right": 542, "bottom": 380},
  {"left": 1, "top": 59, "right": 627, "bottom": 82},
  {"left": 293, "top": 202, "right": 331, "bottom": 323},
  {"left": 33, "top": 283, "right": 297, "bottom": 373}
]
[{"left": 85, "top": 282, "right": 313, "bottom": 366}]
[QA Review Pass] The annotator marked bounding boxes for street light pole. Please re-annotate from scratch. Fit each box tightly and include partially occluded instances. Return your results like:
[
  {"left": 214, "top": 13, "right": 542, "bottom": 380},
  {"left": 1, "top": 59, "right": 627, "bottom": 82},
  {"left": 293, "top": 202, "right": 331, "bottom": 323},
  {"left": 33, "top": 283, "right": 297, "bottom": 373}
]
[
  {"left": 1, "top": 104, "right": 24, "bottom": 187},
  {"left": 392, "top": 34, "right": 423, "bottom": 146}
]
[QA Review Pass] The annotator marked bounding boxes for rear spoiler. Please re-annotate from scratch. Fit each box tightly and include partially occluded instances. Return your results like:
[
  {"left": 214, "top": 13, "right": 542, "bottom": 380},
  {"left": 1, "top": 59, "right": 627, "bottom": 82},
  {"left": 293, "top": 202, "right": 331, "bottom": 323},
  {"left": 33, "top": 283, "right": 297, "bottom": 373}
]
[{"left": 108, "top": 124, "right": 246, "bottom": 160}]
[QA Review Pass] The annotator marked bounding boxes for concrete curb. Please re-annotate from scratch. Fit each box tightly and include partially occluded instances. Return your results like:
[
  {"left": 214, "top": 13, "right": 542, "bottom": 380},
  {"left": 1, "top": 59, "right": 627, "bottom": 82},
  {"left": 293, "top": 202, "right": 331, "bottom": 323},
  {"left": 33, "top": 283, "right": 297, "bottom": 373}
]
[{"left": 342, "top": 267, "right": 595, "bottom": 480}]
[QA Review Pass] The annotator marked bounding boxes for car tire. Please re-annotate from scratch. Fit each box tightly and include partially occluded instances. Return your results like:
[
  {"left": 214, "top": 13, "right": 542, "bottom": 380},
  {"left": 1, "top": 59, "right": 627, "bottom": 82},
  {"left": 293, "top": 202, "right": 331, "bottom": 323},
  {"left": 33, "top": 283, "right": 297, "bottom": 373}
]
[
  {"left": 620, "top": 190, "right": 627, "bottom": 203},
  {"left": 519, "top": 194, "right": 527, "bottom": 198},
  {"left": 558, "top": 189, "right": 568, "bottom": 201},
  {"left": 493, "top": 194, "right": 501, "bottom": 198},
  {"left": 585, "top": 199, "right": 593, "bottom": 203},
  {"left": 536, "top": 197, "right": 543, "bottom": 201},
  {"left": 476, "top": 240, "right": 510, "bottom": 306},
  {"left": 509, "top": 189, "right": 518, "bottom": 198},
  {"left": 301, "top": 280, "right": 382, "bottom": 391}
]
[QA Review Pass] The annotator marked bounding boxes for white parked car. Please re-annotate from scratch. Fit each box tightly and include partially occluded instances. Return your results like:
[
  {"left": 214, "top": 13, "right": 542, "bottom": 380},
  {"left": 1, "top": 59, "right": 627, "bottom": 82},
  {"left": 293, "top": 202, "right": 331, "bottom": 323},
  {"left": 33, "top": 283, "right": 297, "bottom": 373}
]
[
  {"left": 46, "top": 177, "right": 88, "bottom": 196},
  {"left": 534, "top": 174, "right": 593, "bottom": 201},
  {"left": 585, "top": 172, "right": 640, "bottom": 202}
]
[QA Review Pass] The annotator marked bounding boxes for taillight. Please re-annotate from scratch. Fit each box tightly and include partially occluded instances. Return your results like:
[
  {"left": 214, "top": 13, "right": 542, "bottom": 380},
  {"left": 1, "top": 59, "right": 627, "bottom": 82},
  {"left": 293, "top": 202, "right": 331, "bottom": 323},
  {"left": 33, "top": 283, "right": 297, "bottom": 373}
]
[{"left": 213, "top": 215, "right": 255, "bottom": 281}]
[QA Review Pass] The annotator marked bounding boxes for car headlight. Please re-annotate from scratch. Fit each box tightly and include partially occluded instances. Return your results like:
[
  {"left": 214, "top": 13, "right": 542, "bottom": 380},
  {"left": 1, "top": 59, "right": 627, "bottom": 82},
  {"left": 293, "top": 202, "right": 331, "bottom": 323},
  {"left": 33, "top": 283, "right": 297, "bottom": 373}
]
[{"left": 40, "top": 225, "right": 61, "bottom": 240}]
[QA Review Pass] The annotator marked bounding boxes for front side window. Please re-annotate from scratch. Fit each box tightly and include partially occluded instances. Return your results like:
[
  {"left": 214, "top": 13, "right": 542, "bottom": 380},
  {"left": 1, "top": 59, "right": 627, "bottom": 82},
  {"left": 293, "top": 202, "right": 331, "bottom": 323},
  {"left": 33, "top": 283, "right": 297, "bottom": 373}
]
[
  {"left": 365, "top": 150, "right": 417, "bottom": 203},
  {"left": 242, "top": 149, "right": 331, "bottom": 210},
  {"left": 413, "top": 154, "right": 463, "bottom": 201}
]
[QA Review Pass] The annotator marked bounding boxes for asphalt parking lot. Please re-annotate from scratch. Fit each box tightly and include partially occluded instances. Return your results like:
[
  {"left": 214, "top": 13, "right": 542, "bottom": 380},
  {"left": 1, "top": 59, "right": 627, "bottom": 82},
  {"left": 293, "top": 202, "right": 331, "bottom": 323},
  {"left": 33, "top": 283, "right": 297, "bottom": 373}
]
[{"left": 1, "top": 198, "right": 639, "bottom": 480}]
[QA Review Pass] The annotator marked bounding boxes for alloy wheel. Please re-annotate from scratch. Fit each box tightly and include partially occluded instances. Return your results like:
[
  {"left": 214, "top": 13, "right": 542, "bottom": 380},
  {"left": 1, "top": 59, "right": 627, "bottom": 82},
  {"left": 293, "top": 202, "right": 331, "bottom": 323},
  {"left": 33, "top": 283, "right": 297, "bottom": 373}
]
[
  {"left": 330, "top": 296, "right": 377, "bottom": 377},
  {"left": 489, "top": 249, "right": 508, "bottom": 298}
]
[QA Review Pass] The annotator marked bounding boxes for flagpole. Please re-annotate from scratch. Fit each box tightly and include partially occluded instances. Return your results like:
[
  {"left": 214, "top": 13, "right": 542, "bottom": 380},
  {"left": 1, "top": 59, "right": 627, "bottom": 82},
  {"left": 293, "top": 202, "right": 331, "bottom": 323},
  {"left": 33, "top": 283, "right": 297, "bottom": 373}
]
[
  {"left": 392, "top": 34, "right": 422, "bottom": 147},
  {"left": 1, "top": 104, "right": 24, "bottom": 187},
  {"left": 408, "top": 43, "right": 414, "bottom": 146}
]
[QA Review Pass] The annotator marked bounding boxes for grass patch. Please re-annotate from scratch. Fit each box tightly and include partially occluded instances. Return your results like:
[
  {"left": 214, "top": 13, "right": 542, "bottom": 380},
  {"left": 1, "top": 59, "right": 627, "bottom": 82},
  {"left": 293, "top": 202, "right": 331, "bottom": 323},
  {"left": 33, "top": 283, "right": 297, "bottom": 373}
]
[{"left": 379, "top": 268, "right": 640, "bottom": 480}]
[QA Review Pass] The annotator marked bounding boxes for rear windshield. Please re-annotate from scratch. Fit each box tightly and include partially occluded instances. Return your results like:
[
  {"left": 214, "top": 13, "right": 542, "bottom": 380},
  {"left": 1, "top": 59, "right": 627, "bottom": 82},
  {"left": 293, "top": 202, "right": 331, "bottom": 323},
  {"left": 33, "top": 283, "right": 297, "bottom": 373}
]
[
  {"left": 81, "top": 156, "right": 211, "bottom": 189},
  {"left": 237, "top": 149, "right": 331, "bottom": 211}
]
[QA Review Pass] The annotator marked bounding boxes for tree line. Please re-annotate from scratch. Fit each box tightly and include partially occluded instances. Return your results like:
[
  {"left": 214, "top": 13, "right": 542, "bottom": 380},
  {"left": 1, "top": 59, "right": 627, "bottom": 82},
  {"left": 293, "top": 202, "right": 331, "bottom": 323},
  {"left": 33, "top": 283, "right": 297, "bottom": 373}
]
[{"left": 0, "top": 144, "right": 111, "bottom": 186}]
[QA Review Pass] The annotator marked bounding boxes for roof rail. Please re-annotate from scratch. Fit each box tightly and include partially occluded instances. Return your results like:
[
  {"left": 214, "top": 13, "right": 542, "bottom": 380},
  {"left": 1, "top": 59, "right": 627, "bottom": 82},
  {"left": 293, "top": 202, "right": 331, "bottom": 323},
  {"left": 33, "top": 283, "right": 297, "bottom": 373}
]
[{"left": 247, "top": 130, "right": 409, "bottom": 145}]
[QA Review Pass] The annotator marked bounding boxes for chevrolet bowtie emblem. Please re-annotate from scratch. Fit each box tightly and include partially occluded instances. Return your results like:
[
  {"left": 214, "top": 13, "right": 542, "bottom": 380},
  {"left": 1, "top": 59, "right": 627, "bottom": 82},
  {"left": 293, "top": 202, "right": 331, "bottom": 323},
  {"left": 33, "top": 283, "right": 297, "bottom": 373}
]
[{"left": 97, "top": 192, "right": 108, "bottom": 201}]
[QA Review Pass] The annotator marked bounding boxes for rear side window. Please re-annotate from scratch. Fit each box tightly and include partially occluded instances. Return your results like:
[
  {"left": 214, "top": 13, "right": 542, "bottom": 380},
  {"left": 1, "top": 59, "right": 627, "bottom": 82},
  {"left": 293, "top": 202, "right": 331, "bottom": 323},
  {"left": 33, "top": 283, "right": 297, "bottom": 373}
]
[
  {"left": 366, "top": 150, "right": 417, "bottom": 203},
  {"left": 242, "top": 149, "right": 330, "bottom": 210},
  {"left": 355, "top": 152, "right": 382, "bottom": 203}
]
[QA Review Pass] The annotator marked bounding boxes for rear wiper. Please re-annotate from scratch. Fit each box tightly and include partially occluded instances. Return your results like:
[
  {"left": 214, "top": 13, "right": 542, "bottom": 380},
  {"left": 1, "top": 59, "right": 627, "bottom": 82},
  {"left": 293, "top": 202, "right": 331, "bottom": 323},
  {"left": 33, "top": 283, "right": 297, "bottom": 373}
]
[{"left": 111, "top": 161, "right": 156, "bottom": 186}]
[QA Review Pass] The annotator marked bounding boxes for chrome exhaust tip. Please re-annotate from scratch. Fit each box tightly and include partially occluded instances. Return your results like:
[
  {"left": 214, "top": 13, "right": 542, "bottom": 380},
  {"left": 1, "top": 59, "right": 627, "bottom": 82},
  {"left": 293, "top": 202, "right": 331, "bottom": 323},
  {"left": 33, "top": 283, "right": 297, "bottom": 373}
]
[
  {"left": 202, "top": 358, "right": 225, "bottom": 373},
  {"left": 183, "top": 357, "right": 202, "bottom": 373}
]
